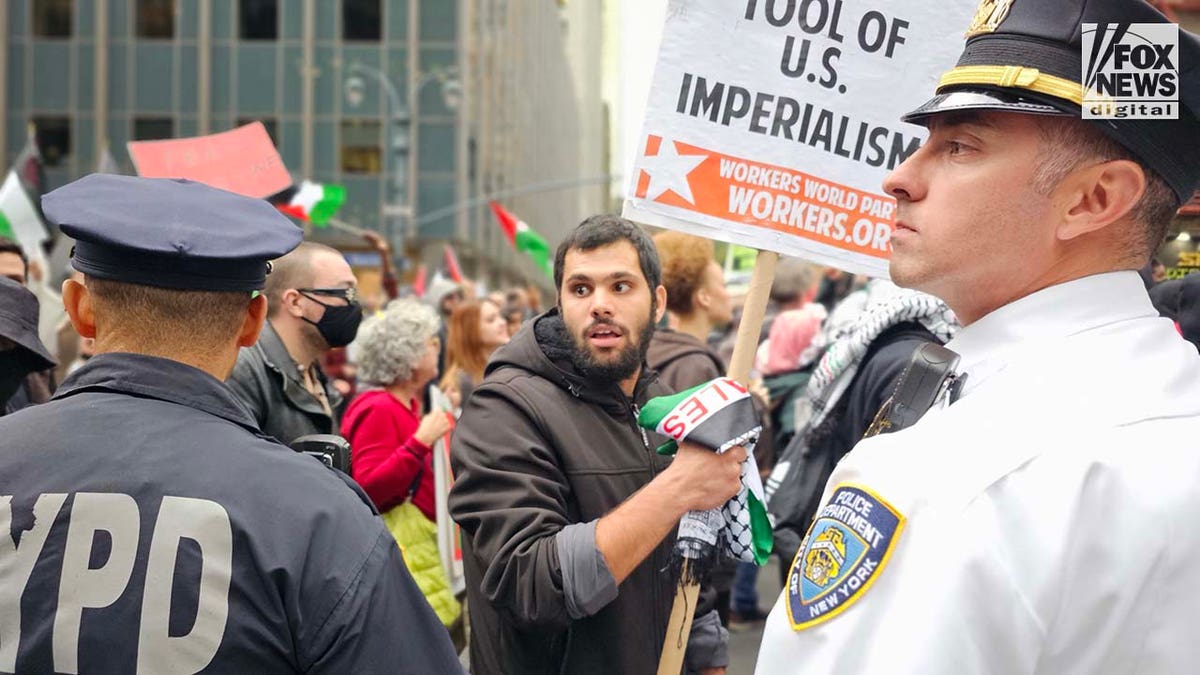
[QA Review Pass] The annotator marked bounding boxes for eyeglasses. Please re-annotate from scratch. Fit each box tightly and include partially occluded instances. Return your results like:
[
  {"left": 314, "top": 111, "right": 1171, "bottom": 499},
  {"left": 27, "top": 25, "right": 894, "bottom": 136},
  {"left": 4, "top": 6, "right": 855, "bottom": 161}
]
[{"left": 298, "top": 287, "right": 359, "bottom": 304}]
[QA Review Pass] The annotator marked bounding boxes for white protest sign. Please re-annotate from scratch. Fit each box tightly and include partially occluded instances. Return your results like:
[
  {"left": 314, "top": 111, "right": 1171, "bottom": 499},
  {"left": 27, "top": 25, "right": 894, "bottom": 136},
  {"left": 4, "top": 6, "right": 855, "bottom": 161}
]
[
  {"left": 429, "top": 385, "right": 465, "bottom": 595},
  {"left": 623, "top": 0, "right": 979, "bottom": 277}
]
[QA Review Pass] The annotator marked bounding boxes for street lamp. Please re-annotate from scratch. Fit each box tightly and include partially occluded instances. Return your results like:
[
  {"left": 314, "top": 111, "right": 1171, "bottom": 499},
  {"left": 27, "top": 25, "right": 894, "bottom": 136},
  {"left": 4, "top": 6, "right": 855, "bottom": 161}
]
[{"left": 344, "top": 63, "right": 460, "bottom": 252}]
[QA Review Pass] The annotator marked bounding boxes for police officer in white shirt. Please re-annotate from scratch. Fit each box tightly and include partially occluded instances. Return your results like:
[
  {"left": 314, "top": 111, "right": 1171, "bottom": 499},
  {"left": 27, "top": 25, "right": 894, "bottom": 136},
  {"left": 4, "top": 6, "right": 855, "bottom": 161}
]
[{"left": 756, "top": 1, "right": 1200, "bottom": 673}]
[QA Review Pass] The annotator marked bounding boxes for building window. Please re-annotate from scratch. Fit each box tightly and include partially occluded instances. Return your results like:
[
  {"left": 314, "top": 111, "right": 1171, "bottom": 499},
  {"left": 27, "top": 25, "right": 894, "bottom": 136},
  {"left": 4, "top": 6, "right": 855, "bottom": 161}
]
[
  {"left": 133, "top": 117, "right": 175, "bottom": 141},
  {"left": 33, "top": 117, "right": 71, "bottom": 167},
  {"left": 137, "top": 0, "right": 175, "bottom": 39},
  {"left": 343, "top": 0, "right": 381, "bottom": 41},
  {"left": 239, "top": 0, "right": 278, "bottom": 40},
  {"left": 237, "top": 117, "right": 278, "bottom": 146},
  {"left": 341, "top": 120, "right": 382, "bottom": 174},
  {"left": 33, "top": 0, "right": 73, "bottom": 38}
]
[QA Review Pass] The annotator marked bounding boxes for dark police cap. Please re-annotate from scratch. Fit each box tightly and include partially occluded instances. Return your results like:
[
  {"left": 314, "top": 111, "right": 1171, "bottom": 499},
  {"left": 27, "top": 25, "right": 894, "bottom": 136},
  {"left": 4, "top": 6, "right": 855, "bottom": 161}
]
[
  {"left": 42, "top": 174, "right": 303, "bottom": 292},
  {"left": 903, "top": 0, "right": 1200, "bottom": 205}
]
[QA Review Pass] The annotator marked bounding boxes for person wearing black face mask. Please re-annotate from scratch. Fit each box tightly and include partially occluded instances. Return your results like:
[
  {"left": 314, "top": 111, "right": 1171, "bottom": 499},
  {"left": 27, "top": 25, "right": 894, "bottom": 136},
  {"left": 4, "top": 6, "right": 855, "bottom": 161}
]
[
  {"left": 227, "top": 241, "right": 363, "bottom": 444},
  {"left": 0, "top": 276, "right": 56, "bottom": 416}
]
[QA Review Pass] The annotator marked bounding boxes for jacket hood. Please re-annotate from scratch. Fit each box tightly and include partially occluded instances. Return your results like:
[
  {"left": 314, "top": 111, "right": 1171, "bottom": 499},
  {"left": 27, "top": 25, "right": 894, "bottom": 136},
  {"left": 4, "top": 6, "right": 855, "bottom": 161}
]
[
  {"left": 646, "top": 328, "right": 716, "bottom": 370},
  {"left": 486, "top": 307, "right": 657, "bottom": 411}
]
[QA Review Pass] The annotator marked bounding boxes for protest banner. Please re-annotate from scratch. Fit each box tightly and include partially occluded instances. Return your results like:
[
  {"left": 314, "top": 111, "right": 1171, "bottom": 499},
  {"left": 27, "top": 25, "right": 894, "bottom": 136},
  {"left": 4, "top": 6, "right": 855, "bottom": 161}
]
[
  {"left": 624, "top": 0, "right": 977, "bottom": 279},
  {"left": 430, "top": 386, "right": 466, "bottom": 595},
  {"left": 127, "top": 122, "right": 291, "bottom": 199},
  {"left": 625, "top": 2, "right": 980, "bottom": 672}
]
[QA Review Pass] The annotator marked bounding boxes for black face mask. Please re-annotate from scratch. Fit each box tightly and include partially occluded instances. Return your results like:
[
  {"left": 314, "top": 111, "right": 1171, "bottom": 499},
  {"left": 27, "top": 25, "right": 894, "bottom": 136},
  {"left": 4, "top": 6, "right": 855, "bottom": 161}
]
[{"left": 300, "top": 293, "right": 363, "bottom": 348}]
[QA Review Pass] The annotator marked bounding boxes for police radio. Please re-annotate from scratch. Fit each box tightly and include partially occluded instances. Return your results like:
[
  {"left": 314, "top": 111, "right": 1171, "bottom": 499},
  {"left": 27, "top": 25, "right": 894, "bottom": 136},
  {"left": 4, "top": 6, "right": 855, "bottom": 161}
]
[
  {"left": 289, "top": 434, "right": 352, "bottom": 474},
  {"left": 863, "top": 343, "right": 963, "bottom": 438}
]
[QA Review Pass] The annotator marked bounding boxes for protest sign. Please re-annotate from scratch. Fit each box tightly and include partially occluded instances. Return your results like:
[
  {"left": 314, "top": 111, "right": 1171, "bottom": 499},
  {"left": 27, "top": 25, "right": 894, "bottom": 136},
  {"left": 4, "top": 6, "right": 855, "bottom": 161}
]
[
  {"left": 430, "top": 386, "right": 466, "bottom": 595},
  {"left": 128, "top": 122, "right": 291, "bottom": 199},
  {"left": 624, "top": 0, "right": 978, "bottom": 277}
]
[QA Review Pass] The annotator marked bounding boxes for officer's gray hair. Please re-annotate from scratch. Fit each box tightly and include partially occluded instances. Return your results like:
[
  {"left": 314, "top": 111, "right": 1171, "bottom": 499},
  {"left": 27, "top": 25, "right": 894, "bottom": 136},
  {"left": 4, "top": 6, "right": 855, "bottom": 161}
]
[
  {"left": 355, "top": 298, "right": 441, "bottom": 386},
  {"left": 1033, "top": 117, "right": 1177, "bottom": 259}
]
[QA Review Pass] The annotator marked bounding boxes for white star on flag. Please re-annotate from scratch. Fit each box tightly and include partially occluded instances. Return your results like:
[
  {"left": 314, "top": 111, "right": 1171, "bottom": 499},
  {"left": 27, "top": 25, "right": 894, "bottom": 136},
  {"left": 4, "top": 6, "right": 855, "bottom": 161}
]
[{"left": 641, "top": 139, "right": 707, "bottom": 205}]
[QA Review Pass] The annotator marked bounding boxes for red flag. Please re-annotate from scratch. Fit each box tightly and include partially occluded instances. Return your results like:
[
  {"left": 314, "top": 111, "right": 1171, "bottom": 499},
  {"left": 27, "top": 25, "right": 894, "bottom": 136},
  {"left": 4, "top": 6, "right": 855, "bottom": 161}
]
[
  {"left": 412, "top": 265, "right": 428, "bottom": 298},
  {"left": 489, "top": 201, "right": 518, "bottom": 247},
  {"left": 443, "top": 244, "right": 464, "bottom": 283},
  {"left": 488, "top": 201, "right": 552, "bottom": 277},
  {"left": 276, "top": 203, "right": 310, "bottom": 222}
]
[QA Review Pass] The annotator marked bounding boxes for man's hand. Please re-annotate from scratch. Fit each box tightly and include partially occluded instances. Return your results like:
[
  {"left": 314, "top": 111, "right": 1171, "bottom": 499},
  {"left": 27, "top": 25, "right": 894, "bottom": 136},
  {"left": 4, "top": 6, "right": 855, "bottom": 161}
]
[
  {"left": 662, "top": 442, "right": 746, "bottom": 513},
  {"left": 362, "top": 230, "right": 390, "bottom": 253},
  {"left": 594, "top": 442, "right": 746, "bottom": 585}
]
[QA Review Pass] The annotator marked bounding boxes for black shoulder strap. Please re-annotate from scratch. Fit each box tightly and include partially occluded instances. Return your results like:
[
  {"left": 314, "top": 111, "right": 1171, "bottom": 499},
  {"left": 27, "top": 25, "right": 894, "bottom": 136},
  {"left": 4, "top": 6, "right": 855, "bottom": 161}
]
[{"left": 862, "top": 343, "right": 961, "bottom": 438}]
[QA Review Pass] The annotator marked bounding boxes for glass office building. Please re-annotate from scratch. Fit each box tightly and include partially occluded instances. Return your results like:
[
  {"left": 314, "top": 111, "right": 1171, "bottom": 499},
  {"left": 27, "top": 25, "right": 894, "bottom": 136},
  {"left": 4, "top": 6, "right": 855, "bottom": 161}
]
[{"left": 1, "top": 0, "right": 608, "bottom": 286}]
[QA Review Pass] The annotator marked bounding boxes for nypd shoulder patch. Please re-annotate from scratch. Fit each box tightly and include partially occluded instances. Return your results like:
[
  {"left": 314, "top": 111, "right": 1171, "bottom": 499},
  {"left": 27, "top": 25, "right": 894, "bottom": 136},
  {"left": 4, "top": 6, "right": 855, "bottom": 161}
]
[{"left": 786, "top": 483, "right": 905, "bottom": 630}]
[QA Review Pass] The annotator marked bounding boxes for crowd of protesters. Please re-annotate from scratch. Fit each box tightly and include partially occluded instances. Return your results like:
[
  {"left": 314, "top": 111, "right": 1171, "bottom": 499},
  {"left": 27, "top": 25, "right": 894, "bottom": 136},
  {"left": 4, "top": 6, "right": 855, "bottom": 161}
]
[{"left": 2, "top": 205, "right": 1196, "bottom": 672}]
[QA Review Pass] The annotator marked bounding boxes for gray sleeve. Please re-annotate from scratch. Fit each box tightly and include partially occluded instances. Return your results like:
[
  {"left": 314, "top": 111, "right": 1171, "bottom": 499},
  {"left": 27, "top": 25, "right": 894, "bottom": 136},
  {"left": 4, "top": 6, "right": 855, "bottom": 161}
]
[
  {"left": 684, "top": 609, "right": 729, "bottom": 671},
  {"left": 554, "top": 520, "right": 619, "bottom": 619}
]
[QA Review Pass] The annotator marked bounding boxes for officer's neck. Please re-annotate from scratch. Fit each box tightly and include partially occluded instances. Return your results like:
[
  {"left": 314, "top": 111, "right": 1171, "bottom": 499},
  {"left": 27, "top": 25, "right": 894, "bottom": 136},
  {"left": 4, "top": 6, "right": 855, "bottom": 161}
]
[{"left": 92, "top": 342, "right": 239, "bottom": 381}]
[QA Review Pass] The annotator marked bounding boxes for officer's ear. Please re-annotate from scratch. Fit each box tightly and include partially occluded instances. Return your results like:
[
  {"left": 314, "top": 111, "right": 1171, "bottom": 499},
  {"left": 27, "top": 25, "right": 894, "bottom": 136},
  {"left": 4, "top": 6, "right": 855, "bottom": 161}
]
[
  {"left": 61, "top": 278, "right": 97, "bottom": 339},
  {"left": 237, "top": 293, "right": 269, "bottom": 348},
  {"left": 653, "top": 284, "right": 667, "bottom": 324},
  {"left": 1055, "top": 159, "right": 1145, "bottom": 242}
]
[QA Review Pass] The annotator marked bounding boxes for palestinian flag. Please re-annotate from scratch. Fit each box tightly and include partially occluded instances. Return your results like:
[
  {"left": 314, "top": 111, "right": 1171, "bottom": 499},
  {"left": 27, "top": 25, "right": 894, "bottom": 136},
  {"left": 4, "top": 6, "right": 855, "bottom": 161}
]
[
  {"left": 280, "top": 180, "right": 346, "bottom": 226},
  {"left": 443, "top": 244, "right": 464, "bottom": 283},
  {"left": 638, "top": 377, "right": 773, "bottom": 567},
  {"left": 0, "top": 170, "right": 49, "bottom": 262},
  {"left": 489, "top": 201, "right": 551, "bottom": 277}
]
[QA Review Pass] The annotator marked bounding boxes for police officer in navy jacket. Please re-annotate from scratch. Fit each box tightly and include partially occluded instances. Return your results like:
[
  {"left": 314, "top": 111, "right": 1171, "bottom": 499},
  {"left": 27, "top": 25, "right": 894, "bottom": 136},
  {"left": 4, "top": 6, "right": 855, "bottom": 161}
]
[{"left": 0, "top": 174, "right": 461, "bottom": 674}]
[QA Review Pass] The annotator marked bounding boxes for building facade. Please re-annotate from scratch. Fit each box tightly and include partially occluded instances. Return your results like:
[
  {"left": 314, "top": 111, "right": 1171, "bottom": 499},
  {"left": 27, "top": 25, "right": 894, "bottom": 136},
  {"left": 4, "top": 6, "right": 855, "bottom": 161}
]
[{"left": 1, "top": 0, "right": 609, "bottom": 288}]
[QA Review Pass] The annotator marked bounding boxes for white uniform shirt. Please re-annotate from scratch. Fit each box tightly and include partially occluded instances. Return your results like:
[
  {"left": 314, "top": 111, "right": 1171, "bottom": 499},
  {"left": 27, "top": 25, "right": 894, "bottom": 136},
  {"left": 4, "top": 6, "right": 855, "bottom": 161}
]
[{"left": 756, "top": 272, "right": 1200, "bottom": 674}]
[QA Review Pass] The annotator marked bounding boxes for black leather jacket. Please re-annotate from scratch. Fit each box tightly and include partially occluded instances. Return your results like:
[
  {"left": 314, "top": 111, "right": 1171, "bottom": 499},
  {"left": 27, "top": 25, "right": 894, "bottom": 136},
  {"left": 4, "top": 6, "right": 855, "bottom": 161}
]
[{"left": 226, "top": 321, "right": 342, "bottom": 445}]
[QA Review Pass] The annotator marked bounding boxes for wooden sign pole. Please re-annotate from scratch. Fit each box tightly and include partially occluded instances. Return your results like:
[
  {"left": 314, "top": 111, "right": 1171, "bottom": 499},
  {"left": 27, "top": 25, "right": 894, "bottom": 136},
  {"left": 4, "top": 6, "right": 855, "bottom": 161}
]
[{"left": 656, "top": 249, "right": 779, "bottom": 675}]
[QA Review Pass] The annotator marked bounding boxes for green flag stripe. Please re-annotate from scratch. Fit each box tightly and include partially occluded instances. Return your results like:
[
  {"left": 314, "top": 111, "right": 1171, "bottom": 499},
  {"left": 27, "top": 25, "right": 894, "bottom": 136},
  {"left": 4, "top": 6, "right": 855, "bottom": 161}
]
[
  {"left": 0, "top": 211, "right": 14, "bottom": 240},
  {"left": 637, "top": 381, "right": 707, "bottom": 428},
  {"left": 748, "top": 491, "right": 774, "bottom": 565},
  {"left": 309, "top": 184, "right": 347, "bottom": 226}
]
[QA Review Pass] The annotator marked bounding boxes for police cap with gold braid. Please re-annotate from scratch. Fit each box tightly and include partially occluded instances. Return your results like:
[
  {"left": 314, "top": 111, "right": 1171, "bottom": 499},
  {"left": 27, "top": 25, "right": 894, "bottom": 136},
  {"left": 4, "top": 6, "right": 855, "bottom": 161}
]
[
  {"left": 42, "top": 174, "right": 303, "bottom": 292},
  {"left": 903, "top": 0, "right": 1200, "bottom": 205}
]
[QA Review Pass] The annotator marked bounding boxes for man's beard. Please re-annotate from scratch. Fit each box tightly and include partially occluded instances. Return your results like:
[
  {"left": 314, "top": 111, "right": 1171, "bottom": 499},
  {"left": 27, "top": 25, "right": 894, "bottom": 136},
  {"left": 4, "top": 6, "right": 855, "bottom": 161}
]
[{"left": 568, "top": 308, "right": 655, "bottom": 384}]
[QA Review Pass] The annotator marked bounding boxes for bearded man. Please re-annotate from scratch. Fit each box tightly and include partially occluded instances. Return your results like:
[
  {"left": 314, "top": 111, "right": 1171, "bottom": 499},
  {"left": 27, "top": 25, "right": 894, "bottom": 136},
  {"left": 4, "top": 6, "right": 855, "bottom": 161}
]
[{"left": 449, "top": 215, "right": 745, "bottom": 674}]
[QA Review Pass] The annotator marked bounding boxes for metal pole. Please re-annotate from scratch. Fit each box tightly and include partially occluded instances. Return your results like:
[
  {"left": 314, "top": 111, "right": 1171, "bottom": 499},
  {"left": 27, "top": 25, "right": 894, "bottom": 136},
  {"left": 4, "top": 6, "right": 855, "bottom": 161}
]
[
  {"left": 301, "top": 0, "right": 315, "bottom": 178},
  {"left": 348, "top": 62, "right": 408, "bottom": 256},
  {"left": 94, "top": 0, "right": 108, "bottom": 163},
  {"left": 408, "top": 0, "right": 421, "bottom": 245},
  {"left": 414, "top": 173, "right": 618, "bottom": 227},
  {"left": 0, "top": 0, "right": 8, "bottom": 161}
]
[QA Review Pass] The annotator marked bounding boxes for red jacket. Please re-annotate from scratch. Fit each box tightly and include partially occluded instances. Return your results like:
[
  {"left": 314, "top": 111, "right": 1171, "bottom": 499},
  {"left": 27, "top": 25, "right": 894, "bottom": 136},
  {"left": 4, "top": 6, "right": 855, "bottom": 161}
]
[{"left": 343, "top": 390, "right": 438, "bottom": 519}]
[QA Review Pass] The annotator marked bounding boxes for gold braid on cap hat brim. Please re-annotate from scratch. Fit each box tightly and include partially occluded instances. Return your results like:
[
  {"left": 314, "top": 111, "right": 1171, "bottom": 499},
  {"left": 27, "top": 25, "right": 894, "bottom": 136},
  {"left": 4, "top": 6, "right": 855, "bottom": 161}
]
[{"left": 938, "top": 65, "right": 1085, "bottom": 105}]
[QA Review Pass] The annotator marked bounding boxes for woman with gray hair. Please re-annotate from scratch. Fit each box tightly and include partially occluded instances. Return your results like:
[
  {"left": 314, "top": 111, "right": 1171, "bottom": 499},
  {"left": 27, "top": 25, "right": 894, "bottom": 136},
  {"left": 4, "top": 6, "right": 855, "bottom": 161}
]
[{"left": 341, "top": 298, "right": 460, "bottom": 629}]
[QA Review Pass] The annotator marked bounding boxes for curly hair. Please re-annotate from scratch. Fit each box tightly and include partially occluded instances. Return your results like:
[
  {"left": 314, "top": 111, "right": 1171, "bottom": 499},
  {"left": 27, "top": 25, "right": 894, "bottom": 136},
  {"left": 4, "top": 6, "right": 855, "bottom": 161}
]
[
  {"left": 654, "top": 231, "right": 714, "bottom": 315},
  {"left": 355, "top": 298, "right": 441, "bottom": 386}
]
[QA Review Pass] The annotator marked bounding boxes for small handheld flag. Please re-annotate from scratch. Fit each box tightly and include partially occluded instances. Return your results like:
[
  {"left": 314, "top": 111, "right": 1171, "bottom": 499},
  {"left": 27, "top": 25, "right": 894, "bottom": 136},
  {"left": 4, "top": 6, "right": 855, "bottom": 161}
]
[{"left": 638, "top": 377, "right": 773, "bottom": 580}]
